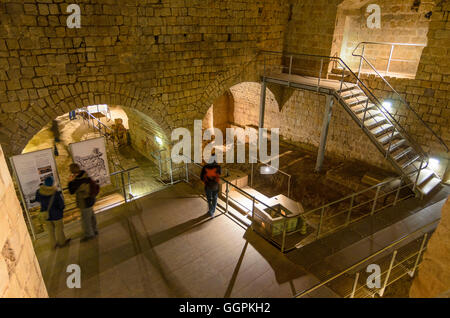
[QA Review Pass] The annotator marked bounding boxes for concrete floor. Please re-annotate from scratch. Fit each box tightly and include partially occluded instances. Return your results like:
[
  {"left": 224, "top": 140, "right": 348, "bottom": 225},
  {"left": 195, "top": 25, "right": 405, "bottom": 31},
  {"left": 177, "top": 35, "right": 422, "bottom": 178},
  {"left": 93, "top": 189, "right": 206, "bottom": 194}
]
[{"left": 34, "top": 182, "right": 316, "bottom": 298}]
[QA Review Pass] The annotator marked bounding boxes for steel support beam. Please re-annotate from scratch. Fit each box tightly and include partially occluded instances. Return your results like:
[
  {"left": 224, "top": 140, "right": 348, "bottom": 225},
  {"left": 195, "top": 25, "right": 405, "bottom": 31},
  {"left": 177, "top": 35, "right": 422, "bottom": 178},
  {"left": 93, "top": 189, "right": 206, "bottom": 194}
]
[
  {"left": 259, "top": 79, "right": 267, "bottom": 131},
  {"left": 315, "top": 95, "right": 334, "bottom": 172}
]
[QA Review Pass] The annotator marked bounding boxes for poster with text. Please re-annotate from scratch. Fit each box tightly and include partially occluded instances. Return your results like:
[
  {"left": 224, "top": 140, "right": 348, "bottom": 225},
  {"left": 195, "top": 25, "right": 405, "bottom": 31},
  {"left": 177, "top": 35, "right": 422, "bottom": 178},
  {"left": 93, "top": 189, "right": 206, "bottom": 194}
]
[
  {"left": 69, "top": 137, "right": 111, "bottom": 187},
  {"left": 10, "top": 148, "right": 60, "bottom": 209}
]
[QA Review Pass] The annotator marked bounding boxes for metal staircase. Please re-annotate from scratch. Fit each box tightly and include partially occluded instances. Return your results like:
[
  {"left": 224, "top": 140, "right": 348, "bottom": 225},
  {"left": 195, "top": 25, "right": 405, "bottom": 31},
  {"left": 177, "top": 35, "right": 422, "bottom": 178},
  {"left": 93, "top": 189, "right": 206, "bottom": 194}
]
[
  {"left": 335, "top": 84, "right": 441, "bottom": 196},
  {"left": 260, "top": 50, "right": 448, "bottom": 197}
]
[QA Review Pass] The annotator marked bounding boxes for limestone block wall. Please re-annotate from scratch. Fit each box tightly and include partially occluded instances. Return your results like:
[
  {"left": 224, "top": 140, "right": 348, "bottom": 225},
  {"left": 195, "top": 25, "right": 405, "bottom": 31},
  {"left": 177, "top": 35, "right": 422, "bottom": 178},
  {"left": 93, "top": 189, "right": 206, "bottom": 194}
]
[
  {"left": 361, "top": 74, "right": 450, "bottom": 166},
  {"left": 230, "top": 82, "right": 393, "bottom": 171},
  {"left": 416, "top": 0, "right": 450, "bottom": 82},
  {"left": 334, "top": 0, "right": 432, "bottom": 75},
  {"left": 0, "top": 0, "right": 290, "bottom": 157},
  {"left": 409, "top": 195, "right": 450, "bottom": 298},
  {"left": 0, "top": 145, "right": 48, "bottom": 298},
  {"left": 123, "top": 107, "right": 169, "bottom": 164}
]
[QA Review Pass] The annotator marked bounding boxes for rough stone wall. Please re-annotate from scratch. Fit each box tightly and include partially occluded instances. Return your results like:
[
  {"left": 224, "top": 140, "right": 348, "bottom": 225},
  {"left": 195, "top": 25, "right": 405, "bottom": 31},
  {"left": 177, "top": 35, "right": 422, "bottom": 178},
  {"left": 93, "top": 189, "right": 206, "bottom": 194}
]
[
  {"left": 123, "top": 107, "right": 169, "bottom": 163},
  {"left": 416, "top": 0, "right": 450, "bottom": 82},
  {"left": 0, "top": 0, "right": 289, "bottom": 157},
  {"left": 230, "top": 82, "right": 393, "bottom": 171},
  {"left": 362, "top": 75, "right": 450, "bottom": 164},
  {"left": 335, "top": 0, "right": 432, "bottom": 75},
  {"left": 409, "top": 195, "right": 450, "bottom": 298},
  {"left": 202, "top": 91, "right": 233, "bottom": 133},
  {"left": 0, "top": 145, "right": 48, "bottom": 298},
  {"left": 284, "top": 0, "right": 341, "bottom": 56}
]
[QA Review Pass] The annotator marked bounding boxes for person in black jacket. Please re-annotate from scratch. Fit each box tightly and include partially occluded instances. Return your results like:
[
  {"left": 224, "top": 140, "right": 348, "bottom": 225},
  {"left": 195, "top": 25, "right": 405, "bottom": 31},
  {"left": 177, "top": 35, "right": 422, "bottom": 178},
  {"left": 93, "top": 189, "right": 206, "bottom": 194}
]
[
  {"left": 200, "top": 154, "right": 221, "bottom": 217},
  {"left": 35, "top": 176, "right": 71, "bottom": 249}
]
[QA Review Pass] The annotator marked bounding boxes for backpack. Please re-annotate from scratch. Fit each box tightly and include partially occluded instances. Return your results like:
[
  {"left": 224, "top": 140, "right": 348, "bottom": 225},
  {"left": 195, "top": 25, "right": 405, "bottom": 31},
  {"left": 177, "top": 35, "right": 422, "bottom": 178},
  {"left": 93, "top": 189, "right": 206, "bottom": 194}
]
[
  {"left": 204, "top": 167, "right": 220, "bottom": 191},
  {"left": 88, "top": 178, "right": 100, "bottom": 198}
]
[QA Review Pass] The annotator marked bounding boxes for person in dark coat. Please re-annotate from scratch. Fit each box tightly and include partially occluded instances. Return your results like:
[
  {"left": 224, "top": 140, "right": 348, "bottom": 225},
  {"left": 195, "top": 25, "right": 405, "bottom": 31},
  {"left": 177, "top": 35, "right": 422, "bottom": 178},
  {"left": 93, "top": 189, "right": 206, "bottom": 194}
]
[
  {"left": 200, "top": 154, "right": 221, "bottom": 217},
  {"left": 68, "top": 163, "right": 98, "bottom": 241},
  {"left": 35, "top": 176, "right": 70, "bottom": 249}
]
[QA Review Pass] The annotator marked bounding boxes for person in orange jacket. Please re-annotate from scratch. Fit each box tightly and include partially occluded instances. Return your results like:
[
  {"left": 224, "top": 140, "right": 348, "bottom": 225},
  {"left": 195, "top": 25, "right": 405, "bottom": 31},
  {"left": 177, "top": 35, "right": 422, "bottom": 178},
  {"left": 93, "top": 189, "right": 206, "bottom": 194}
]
[{"left": 200, "top": 154, "right": 221, "bottom": 217}]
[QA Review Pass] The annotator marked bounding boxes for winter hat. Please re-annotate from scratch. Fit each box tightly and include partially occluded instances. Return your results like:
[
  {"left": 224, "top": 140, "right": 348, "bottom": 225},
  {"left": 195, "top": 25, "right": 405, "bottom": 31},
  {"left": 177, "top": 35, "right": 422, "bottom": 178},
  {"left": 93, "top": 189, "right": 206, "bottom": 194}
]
[{"left": 44, "top": 176, "right": 54, "bottom": 187}]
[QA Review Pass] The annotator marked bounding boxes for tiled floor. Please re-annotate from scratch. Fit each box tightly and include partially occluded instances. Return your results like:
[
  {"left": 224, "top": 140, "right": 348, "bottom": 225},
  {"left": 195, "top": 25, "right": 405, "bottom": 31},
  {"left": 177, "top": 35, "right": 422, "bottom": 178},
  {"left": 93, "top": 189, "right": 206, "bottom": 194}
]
[
  {"left": 34, "top": 181, "right": 449, "bottom": 298},
  {"left": 34, "top": 182, "right": 316, "bottom": 298}
]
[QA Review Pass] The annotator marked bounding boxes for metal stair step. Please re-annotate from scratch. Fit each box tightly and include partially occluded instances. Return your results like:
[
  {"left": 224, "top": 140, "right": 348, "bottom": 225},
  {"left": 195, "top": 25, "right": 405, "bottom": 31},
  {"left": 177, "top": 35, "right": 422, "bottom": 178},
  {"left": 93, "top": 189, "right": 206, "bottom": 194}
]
[
  {"left": 357, "top": 109, "right": 382, "bottom": 120},
  {"left": 378, "top": 130, "right": 401, "bottom": 144},
  {"left": 337, "top": 85, "right": 358, "bottom": 93},
  {"left": 418, "top": 176, "right": 441, "bottom": 196},
  {"left": 385, "top": 138, "right": 406, "bottom": 152},
  {"left": 346, "top": 96, "right": 369, "bottom": 106},
  {"left": 340, "top": 88, "right": 364, "bottom": 99},
  {"left": 409, "top": 169, "right": 435, "bottom": 187},
  {"left": 370, "top": 123, "right": 394, "bottom": 136},
  {"left": 399, "top": 154, "right": 420, "bottom": 169},
  {"left": 362, "top": 114, "right": 387, "bottom": 128},
  {"left": 392, "top": 146, "right": 414, "bottom": 161},
  {"left": 351, "top": 103, "right": 377, "bottom": 114}
]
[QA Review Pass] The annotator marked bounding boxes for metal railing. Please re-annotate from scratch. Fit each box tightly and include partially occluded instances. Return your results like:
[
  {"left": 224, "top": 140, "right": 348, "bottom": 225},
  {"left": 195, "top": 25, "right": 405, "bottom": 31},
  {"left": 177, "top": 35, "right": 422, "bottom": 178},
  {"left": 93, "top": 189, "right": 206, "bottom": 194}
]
[
  {"left": 183, "top": 156, "right": 294, "bottom": 252},
  {"left": 78, "top": 108, "right": 126, "bottom": 171},
  {"left": 295, "top": 218, "right": 438, "bottom": 298},
  {"left": 352, "top": 41, "right": 426, "bottom": 78},
  {"left": 351, "top": 42, "right": 448, "bottom": 154},
  {"left": 250, "top": 157, "right": 292, "bottom": 198},
  {"left": 259, "top": 51, "right": 447, "bottom": 185},
  {"left": 26, "top": 165, "right": 141, "bottom": 240},
  {"left": 151, "top": 149, "right": 191, "bottom": 186},
  {"left": 298, "top": 176, "right": 414, "bottom": 245},
  {"left": 182, "top": 154, "right": 415, "bottom": 253}
]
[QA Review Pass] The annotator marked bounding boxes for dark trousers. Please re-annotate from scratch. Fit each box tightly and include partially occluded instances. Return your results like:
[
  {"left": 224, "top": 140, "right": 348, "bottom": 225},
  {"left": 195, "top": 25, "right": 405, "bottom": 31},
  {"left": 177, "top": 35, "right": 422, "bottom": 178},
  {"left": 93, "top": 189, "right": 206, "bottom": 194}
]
[
  {"left": 69, "top": 110, "right": 76, "bottom": 120},
  {"left": 205, "top": 188, "right": 219, "bottom": 217}
]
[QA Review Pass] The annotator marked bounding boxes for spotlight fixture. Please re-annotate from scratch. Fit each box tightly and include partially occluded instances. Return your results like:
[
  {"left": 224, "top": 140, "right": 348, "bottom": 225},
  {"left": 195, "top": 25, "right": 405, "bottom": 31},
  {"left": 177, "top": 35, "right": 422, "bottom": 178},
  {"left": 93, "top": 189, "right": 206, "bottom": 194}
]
[
  {"left": 428, "top": 157, "right": 440, "bottom": 171},
  {"left": 382, "top": 101, "right": 393, "bottom": 112}
]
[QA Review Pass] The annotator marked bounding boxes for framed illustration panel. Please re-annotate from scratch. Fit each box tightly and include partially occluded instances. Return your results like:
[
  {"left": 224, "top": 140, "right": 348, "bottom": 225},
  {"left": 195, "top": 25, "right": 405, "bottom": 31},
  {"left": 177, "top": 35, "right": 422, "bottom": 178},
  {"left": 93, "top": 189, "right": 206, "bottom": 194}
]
[{"left": 69, "top": 137, "right": 111, "bottom": 187}]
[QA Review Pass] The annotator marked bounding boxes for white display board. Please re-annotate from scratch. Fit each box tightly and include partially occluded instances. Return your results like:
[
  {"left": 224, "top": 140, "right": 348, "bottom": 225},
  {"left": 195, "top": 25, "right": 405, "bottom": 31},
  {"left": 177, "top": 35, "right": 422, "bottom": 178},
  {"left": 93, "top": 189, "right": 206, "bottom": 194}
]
[
  {"left": 86, "top": 104, "right": 108, "bottom": 115},
  {"left": 69, "top": 137, "right": 111, "bottom": 187},
  {"left": 10, "top": 148, "right": 60, "bottom": 209}
]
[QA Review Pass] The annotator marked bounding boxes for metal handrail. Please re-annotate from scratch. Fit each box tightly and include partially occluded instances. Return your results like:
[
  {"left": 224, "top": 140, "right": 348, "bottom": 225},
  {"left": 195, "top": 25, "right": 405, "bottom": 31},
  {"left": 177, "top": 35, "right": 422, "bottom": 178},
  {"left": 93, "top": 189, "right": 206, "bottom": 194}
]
[
  {"left": 260, "top": 50, "right": 438, "bottom": 169},
  {"left": 78, "top": 108, "right": 125, "bottom": 171},
  {"left": 302, "top": 176, "right": 399, "bottom": 215},
  {"left": 79, "top": 108, "right": 113, "bottom": 133},
  {"left": 183, "top": 155, "right": 287, "bottom": 219},
  {"left": 295, "top": 217, "right": 439, "bottom": 298},
  {"left": 250, "top": 155, "right": 292, "bottom": 197},
  {"left": 351, "top": 42, "right": 449, "bottom": 153}
]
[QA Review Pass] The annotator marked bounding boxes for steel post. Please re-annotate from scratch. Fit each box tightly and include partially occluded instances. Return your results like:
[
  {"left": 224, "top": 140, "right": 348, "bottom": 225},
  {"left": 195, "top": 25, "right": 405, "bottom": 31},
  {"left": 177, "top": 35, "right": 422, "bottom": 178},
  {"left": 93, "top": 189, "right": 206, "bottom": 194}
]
[
  {"left": 357, "top": 45, "right": 365, "bottom": 78},
  {"left": 371, "top": 186, "right": 381, "bottom": 215},
  {"left": 316, "top": 206, "right": 325, "bottom": 239},
  {"left": 121, "top": 171, "right": 127, "bottom": 203},
  {"left": 315, "top": 95, "right": 334, "bottom": 172},
  {"left": 350, "top": 272, "right": 360, "bottom": 298},
  {"left": 409, "top": 233, "right": 428, "bottom": 278},
  {"left": 379, "top": 250, "right": 397, "bottom": 297}
]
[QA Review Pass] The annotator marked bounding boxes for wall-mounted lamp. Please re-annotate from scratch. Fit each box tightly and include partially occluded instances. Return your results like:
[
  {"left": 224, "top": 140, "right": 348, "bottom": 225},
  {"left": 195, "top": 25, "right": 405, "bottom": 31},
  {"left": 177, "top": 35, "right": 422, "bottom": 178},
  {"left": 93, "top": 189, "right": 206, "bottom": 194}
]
[{"left": 155, "top": 136, "right": 163, "bottom": 146}]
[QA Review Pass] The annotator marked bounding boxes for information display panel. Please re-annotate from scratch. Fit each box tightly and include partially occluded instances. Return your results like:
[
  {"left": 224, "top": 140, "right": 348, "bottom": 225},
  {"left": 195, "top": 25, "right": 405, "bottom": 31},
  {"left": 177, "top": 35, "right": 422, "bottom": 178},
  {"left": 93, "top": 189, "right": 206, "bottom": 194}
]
[
  {"left": 10, "top": 148, "right": 60, "bottom": 209},
  {"left": 69, "top": 137, "right": 111, "bottom": 187}
]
